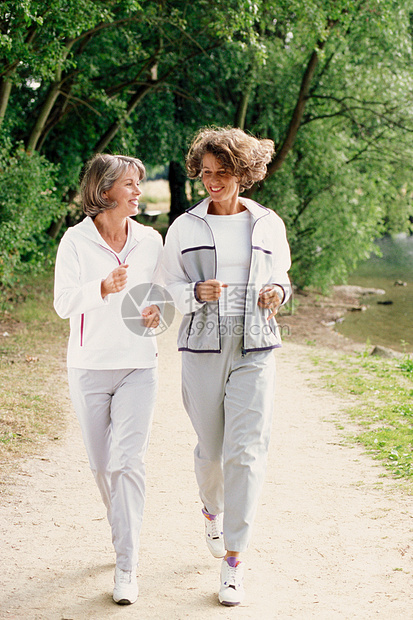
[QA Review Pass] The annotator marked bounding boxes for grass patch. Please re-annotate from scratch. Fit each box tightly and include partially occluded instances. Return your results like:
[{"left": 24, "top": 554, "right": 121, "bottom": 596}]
[
  {"left": 0, "top": 269, "right": 69, "bottom": 476},
  {"left": 312, "top": 348, "right": 413, "bottom": 485}
]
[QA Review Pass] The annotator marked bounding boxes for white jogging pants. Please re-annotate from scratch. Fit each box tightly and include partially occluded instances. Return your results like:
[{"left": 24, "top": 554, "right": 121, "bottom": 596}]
[
  {"left": 181, "top": 316, "right": 276, "bottom": 552},
  {"left": 68, "top": 367, "right": 157, "bottom": 571}
]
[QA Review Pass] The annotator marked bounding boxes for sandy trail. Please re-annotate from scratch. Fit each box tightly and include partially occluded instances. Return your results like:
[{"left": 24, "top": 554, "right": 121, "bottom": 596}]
[{"left": 1, "top": 316, "right": 412, "bottom": 619}]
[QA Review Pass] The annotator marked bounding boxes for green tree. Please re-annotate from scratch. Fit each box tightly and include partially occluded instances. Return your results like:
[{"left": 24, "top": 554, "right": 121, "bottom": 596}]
[
  {"left": 0, "top": 0, "right": 263, "bottom": 298},
  {"left": 1, "top": 0, "right": 413, "bottom": 298},
  {"left": 149, "top": 0, "right": 413, "bottom": 288},
  {"left": 0, "top": 144, "right": 63, "bottom": 297}
]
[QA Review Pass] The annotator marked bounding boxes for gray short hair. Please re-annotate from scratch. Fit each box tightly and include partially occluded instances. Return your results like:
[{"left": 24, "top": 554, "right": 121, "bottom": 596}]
[{"left": 80, "top": 153, "right": 146, "bottom": 217}]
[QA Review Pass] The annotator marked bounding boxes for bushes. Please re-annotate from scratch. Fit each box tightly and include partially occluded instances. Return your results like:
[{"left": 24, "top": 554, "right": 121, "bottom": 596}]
[{"left": 0, "top": 143, "right": 64, "bottom": 304}]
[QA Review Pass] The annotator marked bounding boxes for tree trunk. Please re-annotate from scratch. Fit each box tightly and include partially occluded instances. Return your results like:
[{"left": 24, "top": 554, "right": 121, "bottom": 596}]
[
  {"left": 234, "top": 80, "right": 252, "bottom": 130},
  {"left": 47, "top": 185, "right": 83, "bottom": 239},
  {"left": 26, "top": 82, "right": 62, "bottom": 151},
  {"left": 26, "top": 40, "right": 75, "bottom": 152},
  {"left": 168, "top": 161, "right": 190, "bottom": 225},
  {"left": 47, "top": 215, "right": 66, "bottom": 240},
  {"left": 0, "top": 77, "right": 12, "bottom": 129},
  {"left": 265, "top": 48, "right": 321, "bottom": 178},
  {"left": 245, "top": 19, "right": 339, "bottom": 197},
  {"left": 0, "top": 23, "right": 38, "bottom": 129}
]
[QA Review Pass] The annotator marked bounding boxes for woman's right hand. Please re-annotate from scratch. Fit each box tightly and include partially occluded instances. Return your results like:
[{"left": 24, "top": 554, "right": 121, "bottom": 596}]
[
  {"left": 196, "top": 279, "right": 228, "bottom": 302},
  {"left": 101, "top": 264, "right": 129, "bottom": 299}
]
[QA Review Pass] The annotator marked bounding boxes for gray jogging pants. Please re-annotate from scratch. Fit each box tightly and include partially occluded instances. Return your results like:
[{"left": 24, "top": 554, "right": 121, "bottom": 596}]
[
  {"left": 68, "top": 366, "right": 157, "bottom": 571},
  {"left": 182, "top": 316, "right": 276, "bottom": 552}
]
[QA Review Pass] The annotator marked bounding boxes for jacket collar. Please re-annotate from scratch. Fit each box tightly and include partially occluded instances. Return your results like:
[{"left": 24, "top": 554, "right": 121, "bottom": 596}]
[
  {"left": 187, "top": 196, "right": 269, "bottom": 221},
  {"left": 78, "top": 216, "right": 150, "bottom": 243}
]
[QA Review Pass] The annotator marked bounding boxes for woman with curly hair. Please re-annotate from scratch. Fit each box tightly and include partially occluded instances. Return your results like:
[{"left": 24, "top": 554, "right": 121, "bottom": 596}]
[{"left": 161, "top": 127, "right": 291, "bottom": 606}]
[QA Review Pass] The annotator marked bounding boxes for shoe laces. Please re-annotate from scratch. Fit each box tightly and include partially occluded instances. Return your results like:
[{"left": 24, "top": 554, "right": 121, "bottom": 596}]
[
  {"left": 208, "top": 515, "right": 222, "bottom": 539},
  {"left": 117, "top": 569, "right": 132, "bottom": 585},
  {"left": 224, "top": 561, "right": 241, "bottom": 589}
]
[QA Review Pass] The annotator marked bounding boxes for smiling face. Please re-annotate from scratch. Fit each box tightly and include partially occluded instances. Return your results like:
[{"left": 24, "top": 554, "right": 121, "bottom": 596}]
[
  {"left": 102, "top": 165, "right": 142, "bottom": 217},
  {"left": 201, "top": 152, "right": 240, "bottom": 210}
]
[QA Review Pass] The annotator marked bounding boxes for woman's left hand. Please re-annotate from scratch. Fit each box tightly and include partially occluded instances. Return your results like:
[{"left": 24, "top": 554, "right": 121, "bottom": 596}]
[
  {"left": 141, "top": 305, "right": 161, "bottom": 328},
  {"left": 258, "top": 286, "right": 283, "bottom": 320}
]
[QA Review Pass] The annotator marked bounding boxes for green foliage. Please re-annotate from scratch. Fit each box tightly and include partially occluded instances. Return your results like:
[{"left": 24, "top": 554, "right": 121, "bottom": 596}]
[
  {"left": 1, "top": 0, "right": 413, "bottom": 296},
  {"left": 255, "top": 124, "right": 389, "bottom": 289},
  {"left": 247, "top": 0, "right": 413, "bottom": 288},
  {"left": 0, "top": 142, "right": 63, "bottom": 301},
  {"left": 397, "top": 356, "right": 413, "bottom": 376}
]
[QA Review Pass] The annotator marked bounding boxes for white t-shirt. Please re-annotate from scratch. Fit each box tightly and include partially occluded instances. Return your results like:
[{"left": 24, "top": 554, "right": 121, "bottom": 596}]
[
  {"left": 205, "top": 210, "right": 252, "bottom": 316},
  {"left": 96, "top": 220, "right": 134, "bottom": 264},
  {"left": 116, "top": 221, "right": 134, "bottom": 263}
]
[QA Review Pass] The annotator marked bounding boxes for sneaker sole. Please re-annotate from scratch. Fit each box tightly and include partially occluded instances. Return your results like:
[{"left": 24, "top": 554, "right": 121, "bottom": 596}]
[
  {"left": 219, "top": 586, "right": 245, "bottom": 606},
  {"left": 113, "top": 597, "right": 136, "bottom": 605},
  {"left": 208, "top": 547, "right": 226, "bottom": 559}
]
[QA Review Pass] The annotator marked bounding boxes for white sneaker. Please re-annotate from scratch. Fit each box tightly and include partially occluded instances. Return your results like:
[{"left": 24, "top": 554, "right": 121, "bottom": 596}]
[
  {"left": 113, "top": 566, "right": 138, "bottom": 605},
  {"left": 218, "top": 557, "right": 245, "bottom": 606},
  {"left": 202, "top": 508, "right": 225, "bottom": 558}
]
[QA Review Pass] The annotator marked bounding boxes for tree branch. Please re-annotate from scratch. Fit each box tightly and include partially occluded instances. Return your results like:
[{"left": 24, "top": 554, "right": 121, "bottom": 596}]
[
  {"left": 92, "top": 42, "right": 222, "bottom": 154},
  {"left": 265, "top": 20, "right": 339, "bottom": 180}
]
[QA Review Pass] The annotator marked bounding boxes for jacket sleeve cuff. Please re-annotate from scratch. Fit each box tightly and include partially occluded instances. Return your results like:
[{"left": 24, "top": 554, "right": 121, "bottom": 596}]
[
  {"left": 194, "top": 281, "right": 206, "bottom": 304},
  {"left": 272, "top": 284, "right": 286, "bottom": 304}
]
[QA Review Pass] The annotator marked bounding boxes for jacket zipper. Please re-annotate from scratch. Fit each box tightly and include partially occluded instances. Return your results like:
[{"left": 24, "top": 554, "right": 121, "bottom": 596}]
[
  {"left": 80, "top": 313, "right": 84, "bottom": 347},
  {"left": 241, "top": 213, "right": 268, "bottom": 356},
  {"left": 80, "top": 242, "right": 138, "bottom": 346},
  {"left": 187, "top": 201, "right": 269, "bottom": 355},
  {"left": 188, "top": 212, "right": 221, "bottom": 351}
]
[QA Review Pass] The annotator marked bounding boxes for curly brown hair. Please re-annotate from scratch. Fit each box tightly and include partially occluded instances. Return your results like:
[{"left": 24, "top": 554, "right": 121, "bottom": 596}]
[
  {"left": 185, "top": 127, "right": 274, "bottom": 192},
  {"left": 80, "top": 153, "right": 145, "bottom": 217}
]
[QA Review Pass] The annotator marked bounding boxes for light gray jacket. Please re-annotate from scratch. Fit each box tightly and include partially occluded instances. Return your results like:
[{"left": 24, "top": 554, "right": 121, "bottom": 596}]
[{"left": 161, "top": 197, "right": 291, "bottom": 354}]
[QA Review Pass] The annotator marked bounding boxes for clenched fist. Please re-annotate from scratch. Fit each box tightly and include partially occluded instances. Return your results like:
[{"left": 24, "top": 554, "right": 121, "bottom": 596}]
[
  {"left": 101, "top": 264, "right": 129, "bottom": 299},
  {"left": 141, "top": 305, "right": 161, "bottom": 329},
  {"left": 196, "top": 279, "right": 228, "bottom": 302},
  {"left": 258, "top": 285, "right": 284, "bottom": 320}
]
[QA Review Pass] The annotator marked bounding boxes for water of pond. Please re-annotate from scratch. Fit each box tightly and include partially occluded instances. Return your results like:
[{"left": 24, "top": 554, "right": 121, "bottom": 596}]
[{"left": 336, "top": 234, "right": 413, "bottom": 354}]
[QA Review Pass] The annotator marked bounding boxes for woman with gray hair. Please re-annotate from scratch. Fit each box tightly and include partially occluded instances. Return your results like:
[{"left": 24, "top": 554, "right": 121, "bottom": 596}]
[{"left": 54, "top": 153, "right": 162, "bottom": 605}]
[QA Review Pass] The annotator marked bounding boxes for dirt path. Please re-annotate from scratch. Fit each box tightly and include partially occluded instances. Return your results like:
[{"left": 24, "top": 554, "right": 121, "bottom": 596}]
[{"left": 1, "top": 316, "right": 412, "bottom": 619}]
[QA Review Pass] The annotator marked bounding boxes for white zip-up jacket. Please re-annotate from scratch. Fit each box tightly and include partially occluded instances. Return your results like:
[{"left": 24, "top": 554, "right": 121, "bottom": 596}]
[
  {"left": 161, "top": 197, "right": 291, "bottom": 354},
  {"left": 54, "top": 216, "right": 163, "bottom": 369}
]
